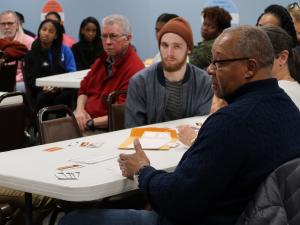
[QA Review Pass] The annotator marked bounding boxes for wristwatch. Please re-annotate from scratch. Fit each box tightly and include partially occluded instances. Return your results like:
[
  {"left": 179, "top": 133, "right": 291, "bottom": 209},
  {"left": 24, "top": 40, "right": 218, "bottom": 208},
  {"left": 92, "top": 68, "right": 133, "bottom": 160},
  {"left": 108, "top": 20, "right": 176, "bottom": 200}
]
[{"left": 86, "top": 118, "right": 95, "bottom": 131}]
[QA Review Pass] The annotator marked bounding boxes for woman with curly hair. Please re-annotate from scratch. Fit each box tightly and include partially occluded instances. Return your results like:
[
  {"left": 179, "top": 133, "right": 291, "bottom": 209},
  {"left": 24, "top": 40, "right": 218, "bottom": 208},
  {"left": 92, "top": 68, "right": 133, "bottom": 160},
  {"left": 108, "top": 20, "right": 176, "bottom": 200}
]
[{"left": 190, "top": 6, "right": 232, "bottom": 69}]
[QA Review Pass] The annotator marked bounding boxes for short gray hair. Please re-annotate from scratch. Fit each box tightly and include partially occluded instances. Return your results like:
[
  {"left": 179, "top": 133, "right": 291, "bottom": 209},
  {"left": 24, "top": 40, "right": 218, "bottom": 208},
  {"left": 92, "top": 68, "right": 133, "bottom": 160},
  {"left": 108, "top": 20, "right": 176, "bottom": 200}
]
[
  {"left": 0, "top": 10, "right": 19, "bottom": 25},
  {"left": 220, "top": 25, "right": 274, "bottom": 68},
  {"left": 101, "top": 14, "right": 132, "bottom": 35}
]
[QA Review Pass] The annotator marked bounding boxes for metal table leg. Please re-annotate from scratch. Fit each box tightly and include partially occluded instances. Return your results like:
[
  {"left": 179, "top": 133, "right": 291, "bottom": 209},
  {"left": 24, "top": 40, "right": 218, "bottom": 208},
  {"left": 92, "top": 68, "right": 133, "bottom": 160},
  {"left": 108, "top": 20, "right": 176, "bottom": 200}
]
[{"left": 25, "top": 192, "right": 32, "bottom": 225}]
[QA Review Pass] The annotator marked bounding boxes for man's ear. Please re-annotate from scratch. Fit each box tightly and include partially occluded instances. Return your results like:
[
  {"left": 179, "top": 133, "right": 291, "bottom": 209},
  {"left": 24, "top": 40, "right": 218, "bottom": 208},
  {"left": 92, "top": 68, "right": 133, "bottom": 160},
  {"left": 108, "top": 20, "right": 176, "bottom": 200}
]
[
  {"left": 245, "top": 58, "right": 258, "bottom": 79},
  {"left": 277, "top": 50, "right": 289, "bottom": 65}
]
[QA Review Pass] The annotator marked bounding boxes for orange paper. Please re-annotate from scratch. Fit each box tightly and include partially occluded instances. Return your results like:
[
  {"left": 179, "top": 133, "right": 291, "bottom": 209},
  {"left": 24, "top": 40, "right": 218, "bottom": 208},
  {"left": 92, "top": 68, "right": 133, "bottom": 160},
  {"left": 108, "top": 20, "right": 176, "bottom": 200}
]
[{"left": 119, "top": 127, "right": 177, "bottom": 150}]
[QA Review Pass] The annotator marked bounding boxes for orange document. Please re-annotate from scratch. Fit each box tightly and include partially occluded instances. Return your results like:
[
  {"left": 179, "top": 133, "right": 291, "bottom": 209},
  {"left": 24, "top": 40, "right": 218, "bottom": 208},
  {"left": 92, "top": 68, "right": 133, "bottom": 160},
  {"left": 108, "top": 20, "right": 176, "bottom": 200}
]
[{"left": 119, "top": 127, "right": 177, "bottom": 150}]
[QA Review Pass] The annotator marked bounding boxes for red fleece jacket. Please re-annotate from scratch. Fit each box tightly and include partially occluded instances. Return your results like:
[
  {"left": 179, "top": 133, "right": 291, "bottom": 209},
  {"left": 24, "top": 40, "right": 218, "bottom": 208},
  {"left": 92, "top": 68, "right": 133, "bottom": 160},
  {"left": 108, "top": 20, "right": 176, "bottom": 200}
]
[{"left": 78, "top": 45, "right": 144, "bottom": 118}]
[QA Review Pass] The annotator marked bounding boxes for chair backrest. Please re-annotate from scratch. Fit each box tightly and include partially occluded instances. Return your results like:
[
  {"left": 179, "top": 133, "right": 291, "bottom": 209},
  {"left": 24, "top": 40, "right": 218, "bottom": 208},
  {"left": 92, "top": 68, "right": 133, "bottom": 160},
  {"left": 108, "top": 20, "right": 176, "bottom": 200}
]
[
  {"left": 107, "top": 90, "right": 127, "bottom": 132},
  {"left": 38, "top": 104, "right": 82, "bottom": 144},
  {"left": 0, "top": 92, "right": 28, "bottom": 151},
  {"left": 236, "top": 157, "right": 300, "bottom": 225},
  {"left": 0, "top": 62, "right": 17, "bottom": 92}
]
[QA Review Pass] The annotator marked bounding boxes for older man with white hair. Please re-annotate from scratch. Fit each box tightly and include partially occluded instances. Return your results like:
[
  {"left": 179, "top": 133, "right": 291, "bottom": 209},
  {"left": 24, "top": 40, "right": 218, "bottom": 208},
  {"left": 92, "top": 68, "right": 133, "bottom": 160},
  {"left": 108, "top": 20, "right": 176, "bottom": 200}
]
[{"left": 0, "top": 10, "right": 34, "bottom": 91}]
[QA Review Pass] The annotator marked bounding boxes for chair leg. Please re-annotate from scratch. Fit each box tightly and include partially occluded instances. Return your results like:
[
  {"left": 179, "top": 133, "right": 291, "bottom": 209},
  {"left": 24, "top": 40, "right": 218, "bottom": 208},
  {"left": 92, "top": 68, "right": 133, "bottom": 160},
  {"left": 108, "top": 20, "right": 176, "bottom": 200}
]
[
  {"left": 48, "top": 206, "right": 65, "bottom": 225},
  {"left": 0, "top": 204, "right": 17, "bottom": 225}
]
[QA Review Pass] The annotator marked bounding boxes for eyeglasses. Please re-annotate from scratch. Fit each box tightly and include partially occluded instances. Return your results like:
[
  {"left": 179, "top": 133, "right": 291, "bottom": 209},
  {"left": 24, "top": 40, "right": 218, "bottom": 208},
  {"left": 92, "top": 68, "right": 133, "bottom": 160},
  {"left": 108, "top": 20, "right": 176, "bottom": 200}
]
[
  {"left": 288, "top": 2, "right": 300, "bottom": 9},
  {"left": 0, "top": 21, "right": 15, "bottom": 27},
  {"left": 100, "top": 33, "right": 126, "bottom": 41},
  {"left": 209, "top": 57, "right": 250, "bottom": 70}
]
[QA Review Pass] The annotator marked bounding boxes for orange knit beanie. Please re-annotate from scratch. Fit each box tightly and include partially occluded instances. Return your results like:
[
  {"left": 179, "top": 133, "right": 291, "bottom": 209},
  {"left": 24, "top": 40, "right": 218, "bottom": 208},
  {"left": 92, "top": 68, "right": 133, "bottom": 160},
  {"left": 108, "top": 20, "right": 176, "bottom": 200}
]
[{"left": 158, "top": 17, "right": 194, "bottom": 52}]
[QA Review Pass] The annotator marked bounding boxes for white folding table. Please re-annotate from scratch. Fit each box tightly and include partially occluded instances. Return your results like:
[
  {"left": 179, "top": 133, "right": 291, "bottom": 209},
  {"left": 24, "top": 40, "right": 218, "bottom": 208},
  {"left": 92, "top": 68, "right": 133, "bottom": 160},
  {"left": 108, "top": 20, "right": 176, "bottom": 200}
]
[
  {"left": 35, "top": 69, "right": 90, "bottom": 88},
  {"left": 0, "top": 116, "right": 208, "bottom": 225}
]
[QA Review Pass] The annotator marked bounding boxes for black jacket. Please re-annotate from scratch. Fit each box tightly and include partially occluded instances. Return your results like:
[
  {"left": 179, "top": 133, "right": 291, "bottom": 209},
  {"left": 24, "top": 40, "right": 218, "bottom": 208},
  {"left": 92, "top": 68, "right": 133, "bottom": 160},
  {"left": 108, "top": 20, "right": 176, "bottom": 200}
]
[{"left": 236, "top": 157, "right": 300, "bottom": 225}]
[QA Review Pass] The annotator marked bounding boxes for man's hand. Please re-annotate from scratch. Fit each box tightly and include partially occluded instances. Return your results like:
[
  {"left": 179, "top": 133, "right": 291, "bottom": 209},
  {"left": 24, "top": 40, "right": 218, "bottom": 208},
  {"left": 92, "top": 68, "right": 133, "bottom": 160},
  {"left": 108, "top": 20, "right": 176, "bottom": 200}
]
[
  {"left": 118, "top": 138, "right": 150, "bottom": 179},
  {"left": 74, "top": 108, "right": 91, "bottom": 131},
  {"left": 177, "top": 125, "right": 197, "bottom": 146}
]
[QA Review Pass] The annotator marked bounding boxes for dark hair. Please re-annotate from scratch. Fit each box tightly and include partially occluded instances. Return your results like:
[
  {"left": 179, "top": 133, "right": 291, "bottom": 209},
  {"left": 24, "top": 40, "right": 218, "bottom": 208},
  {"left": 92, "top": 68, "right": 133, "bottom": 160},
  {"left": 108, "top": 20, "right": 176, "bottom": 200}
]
[
  {"left": 79, "top": 17, "right": 101, "bottom": 43},
  {"left": 36, "top": 19, "right": 64, "bottom": 65},
  {"left": 262, "top": 25, "right": 300, "bottom": 83},
  {"left": 202, "top": 6, "right": 232, "bottom": 31},
  {"left": 45, "top": 11, "right": 61, "bottom": 22},
  {"left": 156, "top": 13, "right": 178, "bottom": 24},
  {"left": 45, "top": 11, "right": 65, "bottom": 34},
  {"left": 15, "top": 11, "right": 24, "bottom": 23},
  {"left": 257, "top": 4, "right": 297, "bottom": 47}
]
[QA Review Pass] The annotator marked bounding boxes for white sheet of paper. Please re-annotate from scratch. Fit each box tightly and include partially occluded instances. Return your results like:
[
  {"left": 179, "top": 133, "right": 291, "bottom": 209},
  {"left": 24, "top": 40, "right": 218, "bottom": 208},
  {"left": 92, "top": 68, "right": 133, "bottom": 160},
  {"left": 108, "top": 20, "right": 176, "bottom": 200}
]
[
  {"left": 128, "top": 131, "right": 172, "bottom": 149},
  {"left": 69, "top": 153, "right": 118, "bottom": 164}
]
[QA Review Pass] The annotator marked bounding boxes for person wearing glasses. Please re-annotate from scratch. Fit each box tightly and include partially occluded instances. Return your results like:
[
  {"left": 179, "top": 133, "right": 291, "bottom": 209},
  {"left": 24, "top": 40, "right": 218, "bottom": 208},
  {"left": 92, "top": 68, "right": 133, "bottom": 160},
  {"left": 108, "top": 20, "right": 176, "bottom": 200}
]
[
  {"left": 179, "top": 24, "right": 300, "bottom": 147},
  {"left": 287, "top": 2, "right": 300, "bottom": 45},
  {"left": 125, "top": 17, "right": 213, "bottom": 128},
  {"left": 74, "top": 14, "right": 144, "bottom": 132},
  {"left": 0, "top": 10, "right": 34, "bottom": 92},
  {"left": 59, "top": 25, "right": 300, "bottom": 225}
]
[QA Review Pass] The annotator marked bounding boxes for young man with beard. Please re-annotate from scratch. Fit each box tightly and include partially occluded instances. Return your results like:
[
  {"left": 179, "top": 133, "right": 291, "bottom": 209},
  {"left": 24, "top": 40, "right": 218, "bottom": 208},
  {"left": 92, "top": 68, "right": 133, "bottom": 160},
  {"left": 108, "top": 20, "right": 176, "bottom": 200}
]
[{"left": 125, "top": 17, "right": 213, "bottom": 128}]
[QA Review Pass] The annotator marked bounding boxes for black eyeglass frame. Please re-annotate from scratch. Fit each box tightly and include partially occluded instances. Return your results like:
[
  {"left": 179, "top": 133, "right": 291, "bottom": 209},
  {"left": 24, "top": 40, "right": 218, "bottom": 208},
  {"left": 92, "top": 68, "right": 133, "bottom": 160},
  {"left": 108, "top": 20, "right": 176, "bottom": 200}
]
[{"left": 209, "top": 57, "right": 251, "bottom": 69}]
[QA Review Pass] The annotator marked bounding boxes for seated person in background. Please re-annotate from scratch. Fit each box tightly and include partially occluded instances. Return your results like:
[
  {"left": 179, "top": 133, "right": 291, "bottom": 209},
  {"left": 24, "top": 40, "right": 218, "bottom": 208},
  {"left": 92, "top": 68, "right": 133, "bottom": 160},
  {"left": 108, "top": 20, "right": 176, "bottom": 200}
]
[
  {"left": 263, "top": 25, "right": 300, "bottom": 108},
  {"left": 190, "top": 6, "right": 231, "bottom": 69},
  {"left": 75, "top": 14, "right": 144, "bottom": 131},
  {"left": 257, "top": 4, "right": 300, "bottom": 52},
  {"left": 59, "top": 25, "right": 300, "bottom": 225},
  {"left": 287, "top": 2, "right": 300, "bottom": 45},
  {"left": 72, "top": 16, "right": 104, "bottom": 70},
  {"left": 45, "top": 11, "right": 76, "bottom": 48},
  {"left": 125, "top": 17, "right": 213, "bottom": 128},
  {"left": 152, "top": 13, "right": 178, "bottom": 63},
  {"left": 24, "top": 19, "right": 76, "bottom": 110},
  {"left": 0, "top": 10, "right": 34, "bottom": 92},
  {"left": 15, "top": 11, "right": 36, "bottom": 38}
]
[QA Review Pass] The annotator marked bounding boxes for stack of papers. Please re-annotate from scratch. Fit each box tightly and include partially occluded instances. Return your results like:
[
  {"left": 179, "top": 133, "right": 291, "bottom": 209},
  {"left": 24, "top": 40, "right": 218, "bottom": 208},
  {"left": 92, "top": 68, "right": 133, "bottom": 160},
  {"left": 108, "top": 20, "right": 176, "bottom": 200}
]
[
  {"left": 119, "top": 127, "right": 177, "bottom": 150},
  {"left": 128, "top": 131, "right": 172, "bottom": 149}
]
